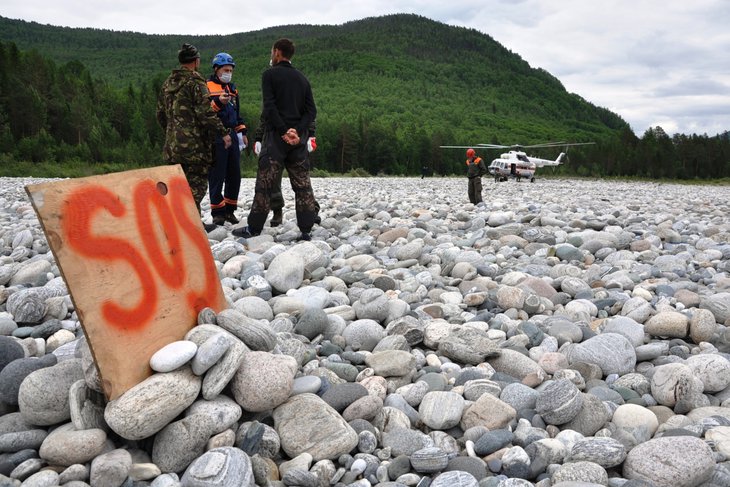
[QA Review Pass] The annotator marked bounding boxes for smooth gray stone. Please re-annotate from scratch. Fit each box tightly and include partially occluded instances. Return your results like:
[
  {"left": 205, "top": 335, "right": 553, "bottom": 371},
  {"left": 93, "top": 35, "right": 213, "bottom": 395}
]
[
  {"left": 0, "top": 430, "right": 47, "bottom": 453},
  {"left": 236, "top": 421, "right": 280, "bottom": 459},
  {"left": 567, "top": 333, "right": 637, "bottom": 376},
  {"left": 623, "top": 436, "right": 715, "bottom": 487},
  {"left": 444, "top": 456, "right": 488, "bottom": 480},
  {"left": 104, "top": 367, "right": 201, "bottom": 441},
  {"left": 438, "top": 327, "right": 500, "bottom": 365},
  {"left": 342, "top": 319, "right": 386, "bottom": 352},
  {"left": 561, "top": 393, "right": 611, "bottom": 436},
  {"left": 230, "top": 351, "right": 297, "bottom": 412},
  {"left": 382, "top": 427, "right": 431, "bottom": 457},
  {"left": 153, "top": 414, "right": 218, "bottom": 473},
  {"left": 0, "top": 355, "right": 57, "bottom": 406},
  {"left": 320, "top": 382, "right": 368, "bottom": 413},
  {"left": 473, "top": 429, "right": 514, "bottom": 456},
  {"left": 68, "top": 379, "right": 107, "bottom": 431},
  {"left": 216, "top": 309, "right": 276, "bottom": 352},
  {"left": 535, "top": 379, "right": 583, "bottom": 425},
  {"left": 429, "top": 470, "right": 478, "bottom": 487},
  {"left": 181, "top": 446, "right": 254, "bottom": 487},
  {"left": 150, "top": 340, "right": 198, "bottom": 373},
  {"left": 0, "top": 337, "right": 25, "bottom": 373},
  {"left": 365, "top": 350, "right": 416, "bottom": 377},
  {"left": 552, "top": 461, "right": 608, "bottom": 485},
  {"left": 38, "top": 423, "right": 107, "bottom": 466},
  {"left": 410, "top": 447, "right": 449, "bottom": 474},
  {"left": 419, "top": 391, "right": 465, "bottom": 430},
  {"left": 185, "top": 396, "right": 242, "bottom": 435},
  {"left": 265, "top": 250, "right": 305, "bottom": 293},
  {"left": 191, "top": 333, "right": 231, "bottom": 376},
  {"left": 291, "top": 375, "right": 322, "bottom": 396},
  {"left": 272, "top": 393, "right": 357, "bottom": 461},
  {"left": 500, "top": 383, "right": 540, "bottom": 411},
  {"left": 568, "top": 437, "right": 627, "bottom": 468},
  {"left": 202, "top": 339, "right": 247, "bottom": 400},
  {"left": 89, "top": 449, "right": 132, "bottom": 487},
  {"left": 18, "top": 358, "right": 83, "bottom": 426},
  {"left": 294, "top": 307, "right": 329, "bottom": 340}
]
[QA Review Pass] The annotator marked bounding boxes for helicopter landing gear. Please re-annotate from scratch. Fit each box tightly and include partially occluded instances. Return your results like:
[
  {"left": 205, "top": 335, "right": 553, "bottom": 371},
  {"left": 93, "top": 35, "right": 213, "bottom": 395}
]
[{"left": 530, "top": 177, "right": 535, "bottom": 183}]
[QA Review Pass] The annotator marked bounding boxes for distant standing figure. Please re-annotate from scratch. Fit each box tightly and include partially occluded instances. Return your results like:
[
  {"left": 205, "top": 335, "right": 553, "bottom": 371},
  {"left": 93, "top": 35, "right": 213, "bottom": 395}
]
[
  {"left": 156, "top": 43, "right": 231, "bottom": 218},
  {"left": 234, "top": 38, "right": 317, "bottom": 241},
  {"left": 465, "top": 148, "right": 487, "bottom": 204},
  {"left": 207, "top": 52, "right": 248, "bottom": 226}
]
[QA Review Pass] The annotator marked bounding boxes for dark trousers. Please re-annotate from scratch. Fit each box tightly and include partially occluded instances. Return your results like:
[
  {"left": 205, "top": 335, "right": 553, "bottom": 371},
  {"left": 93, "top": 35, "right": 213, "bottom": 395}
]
[
  {"left": 468, "top": 176, "right": 483, "bottom": 204},
  {"left": 270, "top": 169, "right": 320, "bottom": 214},
  {"left": 208, "top": 140, "right": 241, "bottom": 217},
  {"left": 248, "top": 131, "right": 317, "bottom": 233}
]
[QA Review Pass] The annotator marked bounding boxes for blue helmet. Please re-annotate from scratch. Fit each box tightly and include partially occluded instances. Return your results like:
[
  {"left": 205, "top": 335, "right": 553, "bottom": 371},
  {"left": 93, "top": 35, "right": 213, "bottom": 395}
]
[{"left": 212, "top": 52, "right": 235, "bottom": 68}]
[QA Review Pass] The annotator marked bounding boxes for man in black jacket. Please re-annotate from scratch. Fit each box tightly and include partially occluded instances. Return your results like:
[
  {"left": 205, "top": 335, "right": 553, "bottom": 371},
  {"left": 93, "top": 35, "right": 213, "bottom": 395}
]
[{"left": 234, "top": 38, "right": 317, "bottom": 241}]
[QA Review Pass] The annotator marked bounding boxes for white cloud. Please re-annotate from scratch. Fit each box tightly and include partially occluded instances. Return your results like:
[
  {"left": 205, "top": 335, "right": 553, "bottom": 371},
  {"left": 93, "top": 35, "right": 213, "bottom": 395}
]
[{"left": 2, "top": 0, "right": 729, "bottom": 135}]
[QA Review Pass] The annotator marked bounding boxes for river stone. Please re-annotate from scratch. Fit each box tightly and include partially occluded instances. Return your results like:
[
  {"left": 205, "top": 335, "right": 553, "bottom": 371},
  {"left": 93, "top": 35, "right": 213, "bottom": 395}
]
[
  {"left": 645, "top": 311, "right": 689, "bottom": 338},
  {"left": 568, "top": 437, "right": 626, "bottom": 468},
  {"left": 612, "top": 403, "right": 659, "bottom": 443},
  {"left": 437, "top": 327, "right": 499, "bottom": 365},
  {"left": 153, "top": 414, "right": 218, "bottom": 473},
  {"left": 342, "top": 319, "right": 386, "bottom": 351},
  {"left": 700, "top": 292, "right": 730, "bottom": 323},
  {"left": 552, "top": 461, "right": 607, "bottom": 485},
  {"left": 623, "top": 436, "right": 715, "bottom": 487},
  {"left": 150, "top": 340, "right": 198, "bottom": 373},
  {"left": 430, "top": 470, "right": 479, "bottom": 487},
  {"left": 487, "top": 349, "right": 546, "bottom": 386},
  {"left": 0, "top": 355, "right": 57, "bottom": 406},
  {"left": 104, "top": 366, "right": 201, "bottom": 440},
  {"left": 38, "top": 423, "right": 107, "bottom": 466},
  {"left": 419, "top": 391, "right": 465, "bottom": 430},
  {"left": 561, "top": 392, "right": 611, "bottom": 436},
  {"left": 684, "top": 353, "right": 730, "bottom": 392},
  {"left": 272, "top": 393, "right": 358, "bottom": 461},
  {"left": 365, "top": 350, "right": 416, "bottom": 377},
  {"left": 689, "top": 308, "right": 716, "bottom": 344},
  {"left": 410, "top": 446, "right": 449, "bottom": 474},
  {"left": 266, "top": 250, "right": 305, "bottom": 293},
  {"left": 181, "top": 446, "right": 255, "bottom": 487},
  {"left": 230, "top": 351, "right": 297, "bottom": 412},
  {"left": 89, "top": 448, "right": 132, "bottom": 487},
  {"left": 535, "top": 379, "right": 583, "bottom": 425},
  {"left": 461, "top": 393, "right": 516, "bottom": 430},
  {"left": 191, "top": 333, "right": 232, "bottom": 376},
  {"left": 18, "top": 358, "right": 83, "bottom": 426},
  {"left": 186, "top": 395, "right": 242, "bottom": 435},
  {"left": 202, "top": 339, "right": 247, "bottom": 400},
  {"left": 0, "top": 337, "right": 26, "bottom": 373},
  {"left": 567, "top": 333, "right": 636, "bottom": 376},
  {"left": 68, "top": 379, "right": 107, "bottom": 431},
  {"left": 215, "top": 309, "right": 276, "bottom": 352},
  {"left": 233, "top": 296, "right": 273, "bottom": 321},
  {"left": 650, "top": 362, "right": 704, "bottom": 408}
]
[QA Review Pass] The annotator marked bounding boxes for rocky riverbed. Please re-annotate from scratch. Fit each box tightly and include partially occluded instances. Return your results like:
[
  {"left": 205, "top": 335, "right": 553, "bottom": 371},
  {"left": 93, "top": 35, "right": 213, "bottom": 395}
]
[{"left": 1, "top": 175, "right": 730, "bottom": 487}]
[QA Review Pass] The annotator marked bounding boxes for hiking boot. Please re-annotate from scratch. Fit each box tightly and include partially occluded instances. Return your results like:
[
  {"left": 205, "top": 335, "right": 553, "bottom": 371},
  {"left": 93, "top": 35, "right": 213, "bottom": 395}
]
[
  {"left": 313, "top": 214, "right": 322, "bottom": 225},
  {"left": 270, "top": 209, "right": 283, "bottom": 227},
  {"left": 212, "top": 215, "right": 226, "bottom": 226},
  {"left": 232, "top": 226, "right": 259, "bottom": 238},
  {"left": 202, "top": 222, "right": 218, "bottom": 232},
  {"left": 224, "top": 212, "right": 239, "bottom": 224},
  {"left": 298, "top": 232, "right": 312, "bottom": 241}
]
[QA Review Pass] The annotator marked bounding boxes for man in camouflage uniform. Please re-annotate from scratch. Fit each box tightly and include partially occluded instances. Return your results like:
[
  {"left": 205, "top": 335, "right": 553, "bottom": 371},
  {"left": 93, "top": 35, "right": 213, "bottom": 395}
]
[
  {"left": 234, "top": 38, "right": 317, "bottom": 241},
  {"left": 156, "top": 43, "right": 231, "bottom": 217}
]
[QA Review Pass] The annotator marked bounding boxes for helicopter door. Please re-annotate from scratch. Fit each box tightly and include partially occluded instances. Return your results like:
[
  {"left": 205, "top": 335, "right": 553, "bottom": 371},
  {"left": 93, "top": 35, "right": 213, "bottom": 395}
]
[{"left": 510, "top": 163, "right": 517, "bottom": 175}]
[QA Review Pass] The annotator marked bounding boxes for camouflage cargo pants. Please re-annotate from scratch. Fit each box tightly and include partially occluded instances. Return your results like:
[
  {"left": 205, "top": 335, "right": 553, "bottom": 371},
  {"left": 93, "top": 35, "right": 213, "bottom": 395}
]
[
  {"left": 180, "top": 162, "right": 210, "bottom": 213},
  {"left": 247, "top": 132, "right": 317, "bottom": 234}
]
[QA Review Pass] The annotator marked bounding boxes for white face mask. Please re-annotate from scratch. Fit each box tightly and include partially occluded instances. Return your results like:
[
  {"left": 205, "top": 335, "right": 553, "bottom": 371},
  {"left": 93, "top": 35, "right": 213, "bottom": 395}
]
[{"left": 219, "top": 72, "right": 232, "bottom": 84}]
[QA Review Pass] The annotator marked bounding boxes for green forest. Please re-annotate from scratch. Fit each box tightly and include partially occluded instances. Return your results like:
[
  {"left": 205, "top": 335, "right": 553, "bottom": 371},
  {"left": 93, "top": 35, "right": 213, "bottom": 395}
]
[{"left": 0, "top": 14, "right": 728, "bottom": 179}]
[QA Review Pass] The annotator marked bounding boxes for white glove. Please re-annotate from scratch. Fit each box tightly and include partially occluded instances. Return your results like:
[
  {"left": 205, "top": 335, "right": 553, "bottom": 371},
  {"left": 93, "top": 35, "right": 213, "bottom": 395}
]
[
  {"left": 237, "top": 133, "right": 245, "bottom": 151},
  {"left": 254, "top": 141, "right": 262, "bottom": 156},
  {"left": 307, "top": 137, "right": 317, "bottom": 152}
]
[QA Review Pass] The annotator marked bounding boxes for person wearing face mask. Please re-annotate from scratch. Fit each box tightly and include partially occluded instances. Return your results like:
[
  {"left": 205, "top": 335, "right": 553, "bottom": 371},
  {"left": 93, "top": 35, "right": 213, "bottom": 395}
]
[
  {"left": 206, "top": 52, "right": 248, "bottom": 226},
  {"left": 157, "top": 43, "right": 231, "bottom": 224}
]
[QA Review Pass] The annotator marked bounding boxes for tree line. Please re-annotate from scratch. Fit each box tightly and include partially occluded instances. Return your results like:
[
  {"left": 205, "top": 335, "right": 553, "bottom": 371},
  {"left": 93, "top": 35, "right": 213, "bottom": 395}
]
[{"left": 0, "top": 34, "right": 728, "bottom": 178}]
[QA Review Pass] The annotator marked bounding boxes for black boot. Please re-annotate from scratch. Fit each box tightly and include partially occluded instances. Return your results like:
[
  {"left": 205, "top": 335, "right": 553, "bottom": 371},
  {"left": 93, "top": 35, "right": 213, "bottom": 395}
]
[
  {"left": 270, "top": 209, "right": 283, "bottom": 227},
  {"left": 212, "top": 215, "right": 226, "bottom": 226},
  {"left": 224, "top": 212, "right": 239, "bottom": 224}
]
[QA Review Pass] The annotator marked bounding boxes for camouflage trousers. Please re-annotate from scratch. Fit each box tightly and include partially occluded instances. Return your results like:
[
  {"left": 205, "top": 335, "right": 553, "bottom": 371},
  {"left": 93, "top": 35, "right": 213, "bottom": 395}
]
[
  {"left": 180, "top": 162, "right": 210, "bottom": 213},
  {"left": 270, "top": 168, "right": 321, "bottom": 214},
  {"left": 247, "top": 133, "right": 317, "bottom": 233}
]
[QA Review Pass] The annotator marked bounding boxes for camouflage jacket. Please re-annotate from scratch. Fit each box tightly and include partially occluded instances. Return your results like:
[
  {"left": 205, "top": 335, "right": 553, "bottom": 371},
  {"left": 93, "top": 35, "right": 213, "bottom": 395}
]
[{"left": 156, "top": 68, "right": 228, "bottom": 166}]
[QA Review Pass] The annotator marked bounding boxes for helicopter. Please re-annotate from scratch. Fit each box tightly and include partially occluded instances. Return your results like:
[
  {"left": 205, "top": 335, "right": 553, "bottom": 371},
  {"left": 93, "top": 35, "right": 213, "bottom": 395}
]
[{"left": 440, "top": 142, "right": 595, "bottom": 182}]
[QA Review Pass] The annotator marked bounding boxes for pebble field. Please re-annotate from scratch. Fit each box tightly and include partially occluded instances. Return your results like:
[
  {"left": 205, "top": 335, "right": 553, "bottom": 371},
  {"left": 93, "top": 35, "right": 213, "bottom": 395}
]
[{"left": 1, "top": 175, "right": 730, "bottom": 487}]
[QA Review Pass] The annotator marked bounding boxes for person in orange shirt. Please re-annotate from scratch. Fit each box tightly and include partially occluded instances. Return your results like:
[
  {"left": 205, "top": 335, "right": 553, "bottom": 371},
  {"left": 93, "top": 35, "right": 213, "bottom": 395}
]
[
  {"left": 465, "top": 148, "right": 487, "bottom": 204},
  {"left": 207, "top": 52, "right": 248, "bottom": 226}
]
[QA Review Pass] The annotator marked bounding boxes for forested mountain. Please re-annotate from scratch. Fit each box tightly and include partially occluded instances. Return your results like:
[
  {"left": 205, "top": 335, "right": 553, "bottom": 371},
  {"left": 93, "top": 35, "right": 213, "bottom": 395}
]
[{"left": 1, "top": 14, "right": 728, "bottom": 178}]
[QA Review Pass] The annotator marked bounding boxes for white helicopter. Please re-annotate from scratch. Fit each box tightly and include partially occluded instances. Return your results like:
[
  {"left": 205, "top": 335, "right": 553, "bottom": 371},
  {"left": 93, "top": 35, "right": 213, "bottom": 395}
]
[{"left": 441, "top": 142, "right": 595, "bottom": 182}]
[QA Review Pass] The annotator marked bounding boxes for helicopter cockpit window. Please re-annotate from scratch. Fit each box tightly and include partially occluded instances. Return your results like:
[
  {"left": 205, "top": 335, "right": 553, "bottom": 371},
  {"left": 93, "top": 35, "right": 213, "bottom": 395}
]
[{"left": 518, "top": 154, "right": 529, "bottom": 162}]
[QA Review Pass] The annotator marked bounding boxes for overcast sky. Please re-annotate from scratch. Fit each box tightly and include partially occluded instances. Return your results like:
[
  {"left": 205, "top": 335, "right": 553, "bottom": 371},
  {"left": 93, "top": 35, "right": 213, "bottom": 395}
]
[{"left": 3, "top": 0, "right": 729, "bottom": 136}]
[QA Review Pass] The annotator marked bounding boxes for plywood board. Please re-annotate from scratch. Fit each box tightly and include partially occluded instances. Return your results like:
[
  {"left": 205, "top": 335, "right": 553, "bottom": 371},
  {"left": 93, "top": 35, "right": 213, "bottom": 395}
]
[{"left": 26, "top": 165, "right": 226, "bottom": 400}]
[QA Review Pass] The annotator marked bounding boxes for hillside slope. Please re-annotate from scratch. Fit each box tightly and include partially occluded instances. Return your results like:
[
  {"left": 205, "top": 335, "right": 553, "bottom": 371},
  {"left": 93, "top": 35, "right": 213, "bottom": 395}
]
[{"left": 0, "top": 14, "right": 629, "bottom": 174}]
